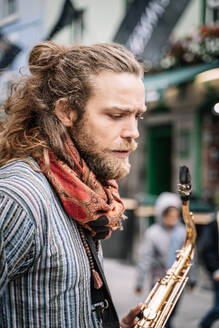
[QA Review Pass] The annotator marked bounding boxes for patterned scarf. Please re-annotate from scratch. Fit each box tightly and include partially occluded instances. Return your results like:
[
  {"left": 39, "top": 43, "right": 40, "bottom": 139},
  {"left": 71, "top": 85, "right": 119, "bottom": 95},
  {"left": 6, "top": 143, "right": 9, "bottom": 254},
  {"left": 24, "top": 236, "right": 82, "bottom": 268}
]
[{"left": 35, "top": 137, "right": 125, "bottom": 240}]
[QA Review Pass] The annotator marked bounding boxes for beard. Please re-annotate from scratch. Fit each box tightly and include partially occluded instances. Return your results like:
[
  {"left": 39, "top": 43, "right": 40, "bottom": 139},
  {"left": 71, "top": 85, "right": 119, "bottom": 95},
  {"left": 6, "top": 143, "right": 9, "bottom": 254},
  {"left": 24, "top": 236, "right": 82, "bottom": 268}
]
[{"left": 69, "top": 118, "right": 137, "bottom": 181}]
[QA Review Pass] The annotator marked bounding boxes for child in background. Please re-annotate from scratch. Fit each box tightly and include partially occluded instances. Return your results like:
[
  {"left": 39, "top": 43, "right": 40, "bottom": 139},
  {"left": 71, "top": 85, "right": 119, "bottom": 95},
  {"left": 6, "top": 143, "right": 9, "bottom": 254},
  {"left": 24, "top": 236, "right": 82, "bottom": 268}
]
[{"left": 135, "top": 192, "right": 196, "bottom": 328}]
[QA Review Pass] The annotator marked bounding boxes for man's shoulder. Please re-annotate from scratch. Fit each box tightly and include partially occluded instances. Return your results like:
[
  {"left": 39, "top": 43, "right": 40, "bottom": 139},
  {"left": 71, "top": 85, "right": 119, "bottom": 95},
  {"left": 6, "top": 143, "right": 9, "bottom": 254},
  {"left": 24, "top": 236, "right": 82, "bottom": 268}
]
[
  {"left": 0, "top": 159, "right": 52, "bottom": 209},
  {"left": 1, "top": 158, "right": 38, "bottom": 173},
  {"left": 0, "top": 159, "right": 45, "bottom": 185}
]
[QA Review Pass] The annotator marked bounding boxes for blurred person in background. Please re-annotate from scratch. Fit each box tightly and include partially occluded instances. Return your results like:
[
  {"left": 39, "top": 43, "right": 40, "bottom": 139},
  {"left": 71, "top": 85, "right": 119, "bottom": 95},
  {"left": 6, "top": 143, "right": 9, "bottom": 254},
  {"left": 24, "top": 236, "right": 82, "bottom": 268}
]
[
  {"left": 135, "top": 192, "right": 196, "bottom": 328},
  {"left": 199, "top": 210, "right": 219, "bottom": 328},
  {"left": 0, "top": 41, "right": 146, "bottom": 328}
]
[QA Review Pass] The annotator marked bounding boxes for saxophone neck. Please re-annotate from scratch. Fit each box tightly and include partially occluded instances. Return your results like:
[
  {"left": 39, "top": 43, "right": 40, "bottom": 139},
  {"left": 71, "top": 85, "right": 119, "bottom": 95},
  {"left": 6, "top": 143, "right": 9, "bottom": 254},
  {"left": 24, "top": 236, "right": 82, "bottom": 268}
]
[{"left": 182, "top": 199, "right": 197, "bottom": 248}]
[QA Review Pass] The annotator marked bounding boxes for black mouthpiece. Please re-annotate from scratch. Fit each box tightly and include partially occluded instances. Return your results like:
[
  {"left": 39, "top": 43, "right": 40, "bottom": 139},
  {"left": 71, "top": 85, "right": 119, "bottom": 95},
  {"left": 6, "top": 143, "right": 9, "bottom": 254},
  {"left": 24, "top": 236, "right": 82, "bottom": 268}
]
[
  {"left": 178, "top": 165, "right": 192, "bottom": 200},
  {"left": 179, "top": 165, "right": 191, "bottom": 185}
]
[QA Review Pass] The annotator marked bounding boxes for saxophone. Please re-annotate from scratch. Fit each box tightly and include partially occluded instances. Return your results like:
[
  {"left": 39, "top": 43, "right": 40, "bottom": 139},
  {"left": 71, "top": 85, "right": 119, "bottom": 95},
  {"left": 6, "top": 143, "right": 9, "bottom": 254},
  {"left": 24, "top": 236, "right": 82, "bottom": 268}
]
[{"left": 135, "top": 165, "right": 197, "bottom": 328}]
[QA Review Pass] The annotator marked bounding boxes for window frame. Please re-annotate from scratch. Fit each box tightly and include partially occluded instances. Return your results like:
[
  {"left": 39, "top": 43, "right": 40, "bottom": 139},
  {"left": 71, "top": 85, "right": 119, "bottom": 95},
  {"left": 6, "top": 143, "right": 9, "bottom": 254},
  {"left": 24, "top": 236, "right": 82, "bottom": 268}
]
[{"left": 0, "top": 0, "right": 18, "bottom": 28}]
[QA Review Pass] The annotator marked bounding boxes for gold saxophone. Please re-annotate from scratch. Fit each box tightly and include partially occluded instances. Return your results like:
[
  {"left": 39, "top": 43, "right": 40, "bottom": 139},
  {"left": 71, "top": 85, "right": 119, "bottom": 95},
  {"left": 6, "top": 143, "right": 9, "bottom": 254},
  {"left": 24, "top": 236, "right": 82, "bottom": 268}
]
[{"left": 135, "top": 165, "right": 197, "bottom": 328}]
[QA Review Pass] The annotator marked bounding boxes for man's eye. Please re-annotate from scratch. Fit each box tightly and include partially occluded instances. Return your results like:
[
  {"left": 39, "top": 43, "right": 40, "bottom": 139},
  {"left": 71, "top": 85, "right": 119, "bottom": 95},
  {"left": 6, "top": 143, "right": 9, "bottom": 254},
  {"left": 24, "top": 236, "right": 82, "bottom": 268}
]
[{"left": 109, "top": 114, "right": 124, "bottom": 119}]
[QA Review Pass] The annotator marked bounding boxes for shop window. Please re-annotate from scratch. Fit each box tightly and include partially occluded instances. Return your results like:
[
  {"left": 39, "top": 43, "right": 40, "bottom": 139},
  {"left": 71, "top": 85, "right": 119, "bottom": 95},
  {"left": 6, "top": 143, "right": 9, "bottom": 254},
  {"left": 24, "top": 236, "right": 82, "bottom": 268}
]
[
  {"left": 177, "top": 129, "right": 191, "bottom": 159},
  {"left": 206, "top": 0, "right": 219, "bottom": 24},
  {"left": 202, "top": 110, "right": 219, "bottom": 204}
]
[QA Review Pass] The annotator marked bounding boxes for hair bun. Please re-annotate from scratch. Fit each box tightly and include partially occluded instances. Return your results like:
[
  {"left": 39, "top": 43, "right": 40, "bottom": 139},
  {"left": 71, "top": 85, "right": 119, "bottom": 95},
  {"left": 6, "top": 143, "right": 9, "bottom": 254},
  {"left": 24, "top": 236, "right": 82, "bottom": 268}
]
[{"left": 29, "top": 41, "right": 66, "bottom": 74}]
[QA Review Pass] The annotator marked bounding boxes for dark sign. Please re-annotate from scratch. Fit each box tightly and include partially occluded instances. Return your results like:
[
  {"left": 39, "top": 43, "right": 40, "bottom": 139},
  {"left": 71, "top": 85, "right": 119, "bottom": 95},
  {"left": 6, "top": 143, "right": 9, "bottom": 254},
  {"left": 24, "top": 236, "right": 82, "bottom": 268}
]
[
  {"left": 0, "top": 33, "right": 21, "bottom": 70},
  {"left": 46, "top": 0, "right": 84, "bottom": 40},
  {"left": 114, "top": 0, "right": 191, "bottom": 66}
]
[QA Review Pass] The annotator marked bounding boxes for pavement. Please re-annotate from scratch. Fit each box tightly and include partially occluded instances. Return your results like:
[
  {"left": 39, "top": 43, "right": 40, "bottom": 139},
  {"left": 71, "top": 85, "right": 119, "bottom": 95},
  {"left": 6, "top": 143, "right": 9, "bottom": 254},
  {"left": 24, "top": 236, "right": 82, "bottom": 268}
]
[{"left": 103, "top": 258, "right": 219, "bottom": 328}]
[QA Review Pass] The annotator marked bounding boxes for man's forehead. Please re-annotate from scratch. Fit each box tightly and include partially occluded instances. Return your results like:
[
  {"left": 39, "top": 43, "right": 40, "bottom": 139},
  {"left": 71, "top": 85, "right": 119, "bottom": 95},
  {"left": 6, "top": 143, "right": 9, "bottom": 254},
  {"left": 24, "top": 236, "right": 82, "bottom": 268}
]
[
  {"left": 91, "top": 71, "right": 144, "bottom": 89},
  {"left": 88, "top": 71, "right": 146, "bottom": 111}
]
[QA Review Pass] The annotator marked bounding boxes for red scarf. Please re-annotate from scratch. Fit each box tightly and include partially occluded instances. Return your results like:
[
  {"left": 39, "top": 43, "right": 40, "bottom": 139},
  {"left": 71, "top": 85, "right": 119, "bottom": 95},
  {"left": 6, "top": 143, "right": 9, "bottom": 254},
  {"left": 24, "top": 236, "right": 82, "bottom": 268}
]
[{"left": 35, "top": 138, "right": 125, "bottom": 240}]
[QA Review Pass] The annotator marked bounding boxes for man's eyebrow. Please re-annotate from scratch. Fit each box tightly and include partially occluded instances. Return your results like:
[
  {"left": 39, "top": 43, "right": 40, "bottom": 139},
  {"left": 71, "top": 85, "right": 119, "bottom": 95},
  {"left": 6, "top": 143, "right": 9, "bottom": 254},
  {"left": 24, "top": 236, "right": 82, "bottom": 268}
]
[{"left": 105, "top": 105, "right": 147, "bottom": 113}]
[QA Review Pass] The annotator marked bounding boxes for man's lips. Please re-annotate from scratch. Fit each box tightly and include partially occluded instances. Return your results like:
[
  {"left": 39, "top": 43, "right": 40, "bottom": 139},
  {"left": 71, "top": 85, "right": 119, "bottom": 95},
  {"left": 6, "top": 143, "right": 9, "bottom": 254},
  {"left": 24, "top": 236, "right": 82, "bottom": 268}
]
[
  {"left": 111, "top": 142, "right": 137, "bottom": 158},
  {"left": 112, "top": 150, "right": 130, "bottom": 158}
]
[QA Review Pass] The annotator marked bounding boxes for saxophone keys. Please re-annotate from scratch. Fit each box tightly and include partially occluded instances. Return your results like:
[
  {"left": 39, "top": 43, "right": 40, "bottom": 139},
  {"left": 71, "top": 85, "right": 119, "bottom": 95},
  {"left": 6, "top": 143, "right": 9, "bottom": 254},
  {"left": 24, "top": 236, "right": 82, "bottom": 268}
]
[{"left": 143, "top": 307, "right": 157, "bottom": 320}]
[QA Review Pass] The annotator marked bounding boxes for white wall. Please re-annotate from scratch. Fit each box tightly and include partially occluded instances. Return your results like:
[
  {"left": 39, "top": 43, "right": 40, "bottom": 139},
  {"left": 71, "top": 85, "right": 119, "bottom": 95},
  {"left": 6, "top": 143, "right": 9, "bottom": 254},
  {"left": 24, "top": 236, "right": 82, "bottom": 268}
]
[
  {"left": 44, "top": 0, "right": 125, "bottom": 44},
  {"left": 44, "top": 0, "right": 203, "bottom": 45},
  {"left": 171, "top": 0, "right": 201, "bottom": 40}
]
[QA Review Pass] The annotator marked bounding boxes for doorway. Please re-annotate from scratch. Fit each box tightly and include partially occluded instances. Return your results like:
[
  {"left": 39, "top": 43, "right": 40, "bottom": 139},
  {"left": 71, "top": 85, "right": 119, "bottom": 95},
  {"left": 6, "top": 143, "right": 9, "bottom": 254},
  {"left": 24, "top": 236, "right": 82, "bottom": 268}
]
[{"left": 147, "top": 124, "right": 172, "bottom": 195}]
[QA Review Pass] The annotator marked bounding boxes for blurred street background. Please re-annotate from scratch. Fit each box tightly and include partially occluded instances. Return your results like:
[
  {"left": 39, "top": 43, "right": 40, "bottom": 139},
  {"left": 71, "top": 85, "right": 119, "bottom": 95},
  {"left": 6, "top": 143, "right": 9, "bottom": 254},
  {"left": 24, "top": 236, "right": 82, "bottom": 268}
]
[
  {"left": 0, "top": 0, "right": 219, "bottom": 326},
  {"left": 1, "top": 0, "right": 218, "bottom": 215},
  {"left": 104, "top": 258, "right": 217, "bottom": 328},
  {"left": 1, "top": 2, "right": 218, "bottom": 204}
]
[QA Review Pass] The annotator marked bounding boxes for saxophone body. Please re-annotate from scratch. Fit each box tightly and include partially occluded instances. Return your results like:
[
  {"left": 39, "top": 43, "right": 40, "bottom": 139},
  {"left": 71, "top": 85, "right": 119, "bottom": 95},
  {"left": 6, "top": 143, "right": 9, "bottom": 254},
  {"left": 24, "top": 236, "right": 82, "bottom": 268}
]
[{"left": 135, "top": 166, "right": 197, "bottom": 328}]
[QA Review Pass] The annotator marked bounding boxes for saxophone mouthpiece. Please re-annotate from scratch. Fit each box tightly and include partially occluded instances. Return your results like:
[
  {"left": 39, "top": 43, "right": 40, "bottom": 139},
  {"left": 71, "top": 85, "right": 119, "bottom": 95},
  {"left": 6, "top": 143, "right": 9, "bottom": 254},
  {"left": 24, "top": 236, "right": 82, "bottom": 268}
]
[
  {"left": 178, "top": 165, "right": 192, "bottom": 200},
  {"left": 179, "top": 165, "right": 191, "bottom": 185}
]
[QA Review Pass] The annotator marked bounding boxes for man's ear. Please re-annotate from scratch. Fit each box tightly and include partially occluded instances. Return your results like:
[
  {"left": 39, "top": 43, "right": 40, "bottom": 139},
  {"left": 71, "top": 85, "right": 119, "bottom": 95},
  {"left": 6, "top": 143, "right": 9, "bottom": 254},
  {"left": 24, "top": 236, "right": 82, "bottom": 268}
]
[{"left": 54, "top": 98, "right": 77, "bottom": 127}]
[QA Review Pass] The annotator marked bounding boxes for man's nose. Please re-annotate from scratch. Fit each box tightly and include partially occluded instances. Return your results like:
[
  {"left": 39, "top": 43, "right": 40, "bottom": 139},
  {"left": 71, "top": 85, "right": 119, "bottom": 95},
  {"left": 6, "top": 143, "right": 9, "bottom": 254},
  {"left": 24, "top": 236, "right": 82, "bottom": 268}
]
[{"left": 121, "top": 118, "right": 139, "bottom": 139}]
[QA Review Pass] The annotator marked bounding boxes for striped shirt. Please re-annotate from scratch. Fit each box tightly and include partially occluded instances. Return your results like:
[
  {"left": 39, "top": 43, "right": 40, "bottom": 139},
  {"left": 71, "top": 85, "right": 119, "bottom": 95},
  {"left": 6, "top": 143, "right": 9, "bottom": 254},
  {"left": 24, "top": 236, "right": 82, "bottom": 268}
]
[{"left": 0, "top": 160, "right": 101, "bottom": 327}]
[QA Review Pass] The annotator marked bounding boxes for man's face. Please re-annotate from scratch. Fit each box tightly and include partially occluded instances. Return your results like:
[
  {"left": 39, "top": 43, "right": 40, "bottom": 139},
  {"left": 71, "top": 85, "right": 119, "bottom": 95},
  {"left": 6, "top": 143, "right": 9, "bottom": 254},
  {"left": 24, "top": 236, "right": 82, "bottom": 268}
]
[{"left": 70, "top": 71, "right": 146, "bottom": 181}]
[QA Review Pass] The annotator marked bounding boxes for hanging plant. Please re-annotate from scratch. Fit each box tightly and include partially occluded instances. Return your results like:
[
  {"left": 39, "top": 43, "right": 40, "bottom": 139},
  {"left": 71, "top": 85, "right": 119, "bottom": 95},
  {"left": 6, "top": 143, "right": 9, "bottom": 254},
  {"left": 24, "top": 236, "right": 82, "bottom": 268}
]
[{"left": 160, "top": 25, "right": 219, "bottom": 70}]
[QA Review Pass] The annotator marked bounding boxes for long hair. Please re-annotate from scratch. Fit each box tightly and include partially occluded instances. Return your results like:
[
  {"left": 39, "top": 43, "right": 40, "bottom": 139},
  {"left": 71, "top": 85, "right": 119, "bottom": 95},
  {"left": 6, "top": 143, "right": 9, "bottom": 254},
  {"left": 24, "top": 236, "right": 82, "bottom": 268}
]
[{"left": 0, "top": 41, "right": 143, "bottom": 167}]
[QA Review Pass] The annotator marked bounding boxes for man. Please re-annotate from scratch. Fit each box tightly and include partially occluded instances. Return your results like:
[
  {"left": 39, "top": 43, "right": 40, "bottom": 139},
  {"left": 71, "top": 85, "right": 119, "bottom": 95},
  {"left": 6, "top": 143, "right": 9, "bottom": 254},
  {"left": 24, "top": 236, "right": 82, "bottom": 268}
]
[
  {"left": 0, "top": 41, "right": 146, "bottom": 327},
  {"left": 199, "top": 210, "right": 219, "bottom": 328}
]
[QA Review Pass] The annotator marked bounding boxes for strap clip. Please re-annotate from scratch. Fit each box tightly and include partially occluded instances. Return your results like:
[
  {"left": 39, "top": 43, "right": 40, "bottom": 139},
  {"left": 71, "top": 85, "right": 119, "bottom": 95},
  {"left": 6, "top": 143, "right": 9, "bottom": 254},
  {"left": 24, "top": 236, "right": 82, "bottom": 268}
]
[{"left": 92, "top": 299, "right": 109, "bottom": 325}]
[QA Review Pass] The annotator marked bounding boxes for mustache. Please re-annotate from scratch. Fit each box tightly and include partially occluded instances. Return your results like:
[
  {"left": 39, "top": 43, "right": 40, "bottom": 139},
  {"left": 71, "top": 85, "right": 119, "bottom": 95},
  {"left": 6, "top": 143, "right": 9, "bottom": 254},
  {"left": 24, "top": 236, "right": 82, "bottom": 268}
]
[{"left": 112, "top": 141, "right": 138, "bottom": 152}]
